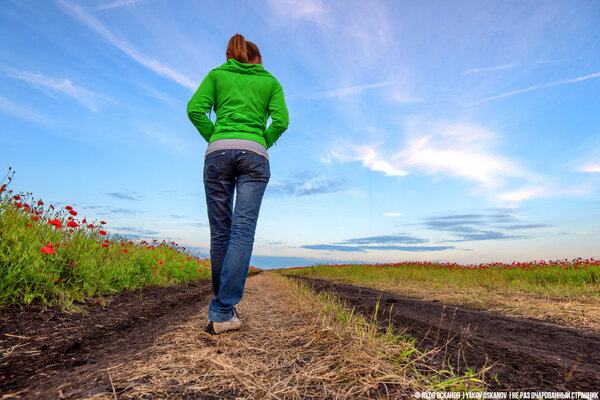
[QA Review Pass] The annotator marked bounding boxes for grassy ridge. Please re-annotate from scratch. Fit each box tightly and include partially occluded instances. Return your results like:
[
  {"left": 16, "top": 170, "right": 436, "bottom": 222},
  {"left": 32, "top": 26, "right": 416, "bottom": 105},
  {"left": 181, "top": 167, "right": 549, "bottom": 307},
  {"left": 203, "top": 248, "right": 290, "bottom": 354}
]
[
  {"left": 281, "top": 259, "right": 600, "bottom": 299},
  {"left": 0, "top": 169, "right": 211, "bottom": 309}
]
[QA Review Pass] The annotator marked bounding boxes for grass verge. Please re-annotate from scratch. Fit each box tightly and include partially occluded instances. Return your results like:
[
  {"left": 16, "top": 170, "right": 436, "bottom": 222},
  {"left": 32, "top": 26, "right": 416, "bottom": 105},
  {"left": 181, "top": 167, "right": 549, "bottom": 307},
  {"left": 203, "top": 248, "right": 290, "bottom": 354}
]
[
  {"left": 280, "top": 261, "right": 600, "bottom": 330},
  {"left": 0, "top": 168, "right": 211, "bottom": 309}
]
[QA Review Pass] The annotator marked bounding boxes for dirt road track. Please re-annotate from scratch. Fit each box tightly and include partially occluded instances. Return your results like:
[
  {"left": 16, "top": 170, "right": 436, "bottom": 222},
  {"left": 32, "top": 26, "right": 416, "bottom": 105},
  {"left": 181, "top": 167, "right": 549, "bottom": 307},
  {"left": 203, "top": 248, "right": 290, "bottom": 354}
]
[
  {"left": 1, "top": 280, "right": 214, "bottom": 398},
  {"left": 292, "top": 276, "right": 600, "bottom": 391}
]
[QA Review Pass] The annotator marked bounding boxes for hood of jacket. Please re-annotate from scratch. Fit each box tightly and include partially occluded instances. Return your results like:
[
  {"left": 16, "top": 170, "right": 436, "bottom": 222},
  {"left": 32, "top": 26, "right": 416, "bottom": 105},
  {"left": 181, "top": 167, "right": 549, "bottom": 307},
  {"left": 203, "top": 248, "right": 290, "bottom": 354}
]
[{"left": 212, "top": 58, "right": 274, "bottom": 77}]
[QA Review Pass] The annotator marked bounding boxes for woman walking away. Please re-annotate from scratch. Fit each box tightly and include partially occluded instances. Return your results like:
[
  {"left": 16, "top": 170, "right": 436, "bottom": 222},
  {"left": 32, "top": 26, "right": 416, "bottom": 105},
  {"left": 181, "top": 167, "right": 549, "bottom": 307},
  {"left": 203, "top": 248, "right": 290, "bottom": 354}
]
[{"left": 187, "top": 34, "right": 289, "bottom": 335}]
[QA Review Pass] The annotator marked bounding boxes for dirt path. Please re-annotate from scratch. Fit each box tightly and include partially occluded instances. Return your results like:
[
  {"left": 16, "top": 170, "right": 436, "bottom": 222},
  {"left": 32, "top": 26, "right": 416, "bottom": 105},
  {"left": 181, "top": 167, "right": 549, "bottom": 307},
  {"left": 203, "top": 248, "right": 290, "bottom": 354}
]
[
  {"left": 292, "top": 276, "right": 600, "bottom": 391},
  {"left": 1, "top": 273, "right": 418, "bottom": 399},
  {"left": 0, "top": 280, "right": 214, "bottom": 398}
]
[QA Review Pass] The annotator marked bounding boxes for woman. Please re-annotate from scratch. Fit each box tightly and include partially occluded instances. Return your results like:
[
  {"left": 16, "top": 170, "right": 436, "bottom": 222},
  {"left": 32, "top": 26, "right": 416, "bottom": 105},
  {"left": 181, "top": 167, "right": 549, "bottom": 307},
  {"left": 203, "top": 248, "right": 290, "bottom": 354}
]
[{"left": 187, "top": 34, "right": 289, "bottom": 335}]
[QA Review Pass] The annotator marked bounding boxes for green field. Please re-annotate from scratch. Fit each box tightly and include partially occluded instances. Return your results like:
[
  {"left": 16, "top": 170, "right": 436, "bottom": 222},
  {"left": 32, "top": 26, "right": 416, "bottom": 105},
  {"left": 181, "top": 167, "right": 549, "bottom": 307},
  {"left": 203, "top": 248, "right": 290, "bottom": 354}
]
[{"left": 0, "top": 170, "right": 211, "bottom": 309}]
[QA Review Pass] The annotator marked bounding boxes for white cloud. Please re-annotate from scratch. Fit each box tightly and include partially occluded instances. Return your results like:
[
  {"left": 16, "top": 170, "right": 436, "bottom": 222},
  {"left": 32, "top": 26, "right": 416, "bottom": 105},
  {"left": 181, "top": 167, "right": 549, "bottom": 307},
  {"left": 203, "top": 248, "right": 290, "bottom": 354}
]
[
  {"left": 314, "top": 81, "right": 398, "bottom": 99},
  {"left": 384, "top": 212, "right": 403, "bottom": 217},
  {"left": 463, "top": 63, "right": 520, "bottom": 74},
  {"left": 469, "top": 72, "right": 600, "bottom": 106},
  {"left": 59, "top": 0, "right": 197, "bottom": 90},
  {"left": 266, "top": 0, "right": 330, "bottom": 26},
  {"left": 0, "top": 95, "right": 52, "bottom": 124},
  {"left": 395, "top": 125, "right": 524, "bottom": 187},
  {"left": 94, "top": 0, "right": 148, "bottom": 11},
  {"left": 3, "top": 67, "right": 113, "bottom": 112},
  {"left": 137, "top": 92, "right": 185, "bottom": 104},
  {"left": 499, "top": 184, "right": 592, "bottom": 204},
  {"left": 329, "top": 146, "right": 407, "bottom": 177},
  {"left": 581, "top": 164, "right": 600, "bottom": 173},
  {"left": 327, "top": 123, "right": 548, "bottom": 202}
]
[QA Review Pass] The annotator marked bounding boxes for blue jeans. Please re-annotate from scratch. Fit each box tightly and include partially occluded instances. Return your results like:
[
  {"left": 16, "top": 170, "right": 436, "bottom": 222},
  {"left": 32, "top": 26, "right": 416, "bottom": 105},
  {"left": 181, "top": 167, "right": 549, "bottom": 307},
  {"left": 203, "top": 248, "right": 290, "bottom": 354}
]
[{"left": 204, "top": 149, "right": 269, "bottom": 322}]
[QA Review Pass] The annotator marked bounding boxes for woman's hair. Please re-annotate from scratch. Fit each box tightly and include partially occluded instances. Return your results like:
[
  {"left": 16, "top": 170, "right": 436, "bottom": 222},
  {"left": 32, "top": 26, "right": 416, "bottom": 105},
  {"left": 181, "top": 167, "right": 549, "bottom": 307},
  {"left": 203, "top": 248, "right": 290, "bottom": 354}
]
[
  {"left": 246, "top": 41, "right": 261, "bottom": 63},
  {"left": 226, "top": 34, "right": 249, "bottom": 63}
]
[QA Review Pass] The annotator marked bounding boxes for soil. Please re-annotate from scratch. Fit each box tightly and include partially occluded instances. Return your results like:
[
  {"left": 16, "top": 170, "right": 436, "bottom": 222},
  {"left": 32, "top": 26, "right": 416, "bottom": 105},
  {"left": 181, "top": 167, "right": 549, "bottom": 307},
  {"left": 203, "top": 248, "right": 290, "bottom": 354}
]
[
  {"left": 292, "top": 276, "right": 600, "bottom": 391},
  {"left": 0, "top": 280, "right": 214, "bottom": 399},
  {"left": 2, "top": 273, "right": 599, "bottom": 398}
]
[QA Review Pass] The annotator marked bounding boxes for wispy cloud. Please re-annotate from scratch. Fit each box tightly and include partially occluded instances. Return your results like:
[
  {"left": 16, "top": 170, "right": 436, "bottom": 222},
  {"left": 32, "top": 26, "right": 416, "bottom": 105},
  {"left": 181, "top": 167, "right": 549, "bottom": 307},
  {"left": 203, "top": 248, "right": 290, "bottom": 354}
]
[
  {"left": 314, "top": 81, "right": 401, "bottom": 99},
  {"left": 107, "top": 191, "right": 145, "bottom": 201},
  {"left": 301, "top": 233, "right": 454, "bottom": 253},
  {"left": 137, "top": 92, "right": 185, "bottom": 104},
  {"left": 268, "top": 171, "right": 346, "bottom": 196},
  {"left": 329, "top": 147, "right": 408, "bottom": 177},
  {"left": 422, "top": 210, "right": 551, "bottom": 242},
  {"left": 301, "top": 244, "right": 454, "bottom": 253},
  {"left": 59, "top": 0, "right": 197, "bottom": 90},
  {"left": 329, "top": 124, "right": 525, "bottom": 187},
  {"left": 469, "top": 72, "right": 600, "bottom": 106},
  {"left": 384, "top": 212, "right": 403, "bottom": 217},
  {"left": 266, "top": 0, "right": 330, "bottom": 26},
  {"left": 113, "top": 226, "right": 158, "bottom": 236},
  {"left": 94, "top": 0, "right": 148, "bottom": 11},
  {"left": 2, "top": 67, "right": 113, "bottom": 112},
  {"left": 0, "top": 95, "right": 52, "bottom": 124},
  {"left": 581, "top": 164, "right": 600, "bottom": 173},
  {"left": 463, "top": 63, "right": 520, "bottom": 74}
]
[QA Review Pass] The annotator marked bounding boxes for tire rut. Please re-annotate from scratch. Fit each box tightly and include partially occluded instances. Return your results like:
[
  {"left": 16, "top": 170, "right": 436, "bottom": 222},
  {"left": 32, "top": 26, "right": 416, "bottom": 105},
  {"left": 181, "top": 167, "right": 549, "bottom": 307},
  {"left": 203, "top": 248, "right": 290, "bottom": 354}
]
[{"left": 291, "top": 276, "right": 600, "bottom": 391}]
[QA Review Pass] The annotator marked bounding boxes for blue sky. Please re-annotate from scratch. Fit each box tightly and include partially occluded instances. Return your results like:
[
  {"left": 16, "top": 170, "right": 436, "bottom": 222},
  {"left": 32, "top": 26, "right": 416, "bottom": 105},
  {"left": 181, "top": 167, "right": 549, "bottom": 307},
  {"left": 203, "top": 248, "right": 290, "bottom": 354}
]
[{"left": 1, "top": 0, "right": 599, "bottom": 268}]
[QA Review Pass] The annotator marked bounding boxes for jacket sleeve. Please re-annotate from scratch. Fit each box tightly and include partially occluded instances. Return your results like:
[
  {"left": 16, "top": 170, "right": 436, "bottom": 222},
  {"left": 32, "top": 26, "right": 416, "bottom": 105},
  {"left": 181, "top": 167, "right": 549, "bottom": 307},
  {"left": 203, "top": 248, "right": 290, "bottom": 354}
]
[
  {"left": 265, "top": 81, "right": 289, "bottom": 149},
  {"left": 187, "top": 73, "right": 215, "bottom": 142}
]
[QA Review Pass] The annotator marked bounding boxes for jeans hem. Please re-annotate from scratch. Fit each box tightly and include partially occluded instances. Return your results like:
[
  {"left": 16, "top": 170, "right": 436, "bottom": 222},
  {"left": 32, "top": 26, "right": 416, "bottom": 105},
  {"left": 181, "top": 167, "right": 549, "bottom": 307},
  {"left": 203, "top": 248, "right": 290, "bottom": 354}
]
[{"left": 209, "top": 307, "right": 233, "bottom": 323}]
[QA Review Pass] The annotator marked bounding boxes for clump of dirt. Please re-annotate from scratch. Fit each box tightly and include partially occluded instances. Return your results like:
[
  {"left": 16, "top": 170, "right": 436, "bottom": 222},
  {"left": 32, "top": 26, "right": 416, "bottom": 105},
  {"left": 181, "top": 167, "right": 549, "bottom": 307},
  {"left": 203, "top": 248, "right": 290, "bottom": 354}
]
[
  {"left": 293, "top": 276, "right": 600, "bottom": 391},
  {"left": 0, "top": 280, "right": 214, "bottom": 399}
]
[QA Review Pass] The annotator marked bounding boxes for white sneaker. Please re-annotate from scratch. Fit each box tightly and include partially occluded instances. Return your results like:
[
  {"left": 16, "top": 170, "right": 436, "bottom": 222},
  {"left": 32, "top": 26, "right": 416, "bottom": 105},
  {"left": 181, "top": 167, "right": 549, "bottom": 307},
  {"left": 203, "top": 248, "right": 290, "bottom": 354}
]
[{"left": 205, "top": 315, "right": 242, "bottom": 335}]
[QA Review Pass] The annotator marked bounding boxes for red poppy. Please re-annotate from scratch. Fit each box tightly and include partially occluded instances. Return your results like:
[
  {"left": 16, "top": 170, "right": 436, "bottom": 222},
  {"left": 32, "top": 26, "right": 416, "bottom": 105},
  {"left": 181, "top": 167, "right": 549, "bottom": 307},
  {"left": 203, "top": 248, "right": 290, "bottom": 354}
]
[
  {"left": 122, "top": 249, "right": 129, "bottom": 253},
  {"left": 198, "top": 269, "right": 202, "bottom": 273},
  {"left": 23, "top": 204, "right": 30, "bottom": 209},
  {"left": 0, "top": 184, "right": 6, "bottom": 193},
  {"left": 69, "top": 210, "right": 77, "bottom": 216},
  {"left": 35, "top": 211, "right": 42, "bottom": 215},
  {"left": 40, "top": 243, "right": 56, "bottom": 254},
  {"left": 13, "top": 195, "right": 20, "bottom": 200},
  {"left": 37, "top": 200, "right": 43, "bottom": 206},
  {"left": 26, "top": 223, "right": 33, "bottom": 227},
  {"left": 65, "top": 206, "right": 73, "bottom": 211},
  {"left": 158, "top": 261, "right": 164, "bottom": 265},
  {"left": 102, "top": 243, "right": 109, "bottom": 248},
  {"left": 100, "top": 221, "right": 106, "bottom": 225},
  {"left": 67, "top": 221, "right": 79, "bottom": 228},
  {"left": 31, "top": 216, "right": 39, "bottom": 221},
  {"left": 82, "top": 218, "right": 86, "bottom": 224},
  {"left": 49, "top": 219, "right": 62, "bottom": 229},
  {"left": 87, "top": 224, "right": 94, "bottom": 229},
  {"left": 50, "top": 205, "right": 54, "bottom": 210},
  {"left": 99, "top": 230, "right": 107, "bottom": 236}
]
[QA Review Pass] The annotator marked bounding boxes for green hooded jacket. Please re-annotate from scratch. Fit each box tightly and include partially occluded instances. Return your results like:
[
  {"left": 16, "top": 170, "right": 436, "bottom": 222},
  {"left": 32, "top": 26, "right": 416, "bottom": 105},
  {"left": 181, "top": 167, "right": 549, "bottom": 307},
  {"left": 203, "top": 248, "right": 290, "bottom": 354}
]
[{"left": 187, "top": 58, "right": 289, "bottom": 149}]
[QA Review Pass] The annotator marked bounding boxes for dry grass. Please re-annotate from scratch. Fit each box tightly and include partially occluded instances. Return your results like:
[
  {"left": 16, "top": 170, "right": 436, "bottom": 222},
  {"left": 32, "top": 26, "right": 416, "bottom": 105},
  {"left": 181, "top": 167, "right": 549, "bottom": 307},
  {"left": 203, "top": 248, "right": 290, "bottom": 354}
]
[
  {"left": 85, "top": 272, "right": 484, "bottom": 399},
  {"left": 322, "top": 278, "right": 600, "bottom": 332}
]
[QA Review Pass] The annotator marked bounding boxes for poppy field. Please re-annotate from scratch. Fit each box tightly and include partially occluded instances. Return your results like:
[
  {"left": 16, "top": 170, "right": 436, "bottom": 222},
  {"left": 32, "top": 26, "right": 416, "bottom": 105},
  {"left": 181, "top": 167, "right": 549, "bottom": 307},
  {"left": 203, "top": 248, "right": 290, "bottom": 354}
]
[
  {"left": 283, "top": 258, "right": 600, "bottom": 299},
  {"left": 0, "top": 168, "right": 212, "bottom": 309}
]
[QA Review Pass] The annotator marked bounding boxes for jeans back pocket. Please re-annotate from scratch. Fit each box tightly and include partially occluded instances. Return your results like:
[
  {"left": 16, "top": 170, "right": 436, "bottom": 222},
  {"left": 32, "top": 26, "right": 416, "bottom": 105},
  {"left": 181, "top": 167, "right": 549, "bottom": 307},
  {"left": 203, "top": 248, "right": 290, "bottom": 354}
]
[{"left": 204, "top": 151, "right": 227, "bottom": 182}]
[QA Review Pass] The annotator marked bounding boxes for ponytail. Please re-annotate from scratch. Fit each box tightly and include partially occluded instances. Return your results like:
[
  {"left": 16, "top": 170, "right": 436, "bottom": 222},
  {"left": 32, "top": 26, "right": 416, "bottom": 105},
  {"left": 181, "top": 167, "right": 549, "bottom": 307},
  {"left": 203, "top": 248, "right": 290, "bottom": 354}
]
[
  {"left": 226, "top": 33, "right": 248, "bottom": 63},
  {"left": 246, "top": 41, "right": 261, "bottom": 64}
]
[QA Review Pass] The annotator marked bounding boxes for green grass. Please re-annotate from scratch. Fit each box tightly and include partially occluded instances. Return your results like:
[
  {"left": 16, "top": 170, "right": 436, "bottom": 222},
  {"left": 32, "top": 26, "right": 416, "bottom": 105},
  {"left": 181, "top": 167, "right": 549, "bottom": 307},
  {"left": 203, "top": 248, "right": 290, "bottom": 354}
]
[
  {"left": 0, "top": 168, "right": 212, "bottom": 309},
  {"left": 279, "top": 258, "right": 600, "bottom": 300}
]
